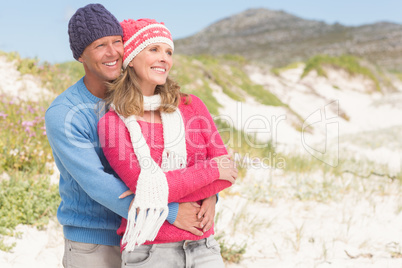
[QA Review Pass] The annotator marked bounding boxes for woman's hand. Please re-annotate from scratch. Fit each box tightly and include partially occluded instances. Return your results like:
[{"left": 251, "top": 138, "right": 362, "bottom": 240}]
[
  {"left": 212, "top": 155, "right": 238, "bottom": 184},
  {"left": 173, "top": 202, "right": 203, "bottom": 236},
  {"left": 119, "top": 190, "right": 133, "bottom": 199},
  {"left": 119, "top": 190, "right": 136, "bottom": 211},
  {"left": 198, "top": 195, "right": 217, "bottom": 233}
]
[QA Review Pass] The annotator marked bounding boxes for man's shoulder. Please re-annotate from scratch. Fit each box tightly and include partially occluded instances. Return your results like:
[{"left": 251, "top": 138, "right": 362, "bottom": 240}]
[{"left": 47, "top": 79, "right": 84, "bottom": 110}]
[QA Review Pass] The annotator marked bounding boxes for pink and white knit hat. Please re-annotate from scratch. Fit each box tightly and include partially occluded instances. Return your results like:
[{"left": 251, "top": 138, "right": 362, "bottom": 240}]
[{"left": 121, "top": 18, "right": 174, "bottom": 69}]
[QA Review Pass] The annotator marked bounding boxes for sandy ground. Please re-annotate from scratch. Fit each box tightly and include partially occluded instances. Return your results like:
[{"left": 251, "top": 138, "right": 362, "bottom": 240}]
[
  {"left": 1, "top": 174, "right": 402, "bottom": 268},
  {"left": 219, "top": 169, "right": 402, "bottom": 268},
  {"left": 0, "top": 220, "right": 64, "bottom": 268},
  {"left": 0, "top": 56, "right": 53, "bottom": 102}
]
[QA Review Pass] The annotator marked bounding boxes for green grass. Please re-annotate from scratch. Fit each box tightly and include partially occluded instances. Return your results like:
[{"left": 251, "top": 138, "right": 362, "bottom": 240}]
[
  {"left": 45, "top": 61, "right": 85, "bottom": 95},
  {"left": 172, "top": 54, "right": 285, "bottom": 112},
  {"left": 215, "top": 233, "right": 247, "bottom": 263},
  {"left": 0, "top": 95, "right": 53, "bottom": 174},
  {"left": 0, "top": 172, "right": 60, "bottom": 251},
  {"left": 191, "top": 55, "right": 245, "bottom": 102},
  {"left": 301, "top": 54, "right": 381, "bottom": 91},
  {"left": 171, "top": 55, "right": 223, "bottom": 115},
  {"left": 272, "top": 62, "right": 303, "bottom": 76},
  {"left": 0, "top": 52, "right": 64, "bottom": 251}
]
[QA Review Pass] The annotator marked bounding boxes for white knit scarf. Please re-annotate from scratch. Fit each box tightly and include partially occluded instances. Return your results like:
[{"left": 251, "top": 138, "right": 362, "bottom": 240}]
[{"left": 114, "top": 94, "right": 187, "bottom": 252}]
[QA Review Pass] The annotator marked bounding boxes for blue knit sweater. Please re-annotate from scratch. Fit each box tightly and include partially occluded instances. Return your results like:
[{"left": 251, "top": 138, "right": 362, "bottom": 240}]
[{"left": 45, "top": 78, "right": 178, "bottom": 246}]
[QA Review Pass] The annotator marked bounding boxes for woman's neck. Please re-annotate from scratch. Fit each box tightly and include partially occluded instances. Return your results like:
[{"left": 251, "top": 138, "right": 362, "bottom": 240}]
[{"left": 141, "top": 85, "right": 156, "bottom": 97}]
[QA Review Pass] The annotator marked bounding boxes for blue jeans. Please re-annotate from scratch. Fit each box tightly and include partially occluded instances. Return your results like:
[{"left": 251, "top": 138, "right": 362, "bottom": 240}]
[{"left": 121, "top": 235, "right": 224, "bottom": 268}]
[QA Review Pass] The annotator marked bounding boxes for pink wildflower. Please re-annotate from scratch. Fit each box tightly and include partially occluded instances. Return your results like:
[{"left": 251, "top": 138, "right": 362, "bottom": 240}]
[
  {"left": 22, "top": 121, "right": 35, "bottom": 127},
  {"left": 28, "top": 106, "right": 35, "bottom": 114}
]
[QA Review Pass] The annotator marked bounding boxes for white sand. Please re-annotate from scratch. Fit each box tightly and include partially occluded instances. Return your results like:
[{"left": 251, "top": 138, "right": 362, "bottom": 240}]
[
  {"left": 0, "top": 56, "right": 54, "bottom": 102},
  {"left": 0, "top": 220, "right": 63, "bottom": 268},
  {"left": 218, "top": 169, "right": 402, "bottom": 267}
]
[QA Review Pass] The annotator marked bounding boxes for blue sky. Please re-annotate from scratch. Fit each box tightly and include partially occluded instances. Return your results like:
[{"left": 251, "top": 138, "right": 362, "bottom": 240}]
[{"left": 1, "top": 0, "right": 400, "bottom": 63}]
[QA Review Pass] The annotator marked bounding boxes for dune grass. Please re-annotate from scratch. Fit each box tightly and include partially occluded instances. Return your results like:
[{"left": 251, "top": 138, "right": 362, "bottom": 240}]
[{"left": 302, "top": 54, "right": 381, "bottom": 91}]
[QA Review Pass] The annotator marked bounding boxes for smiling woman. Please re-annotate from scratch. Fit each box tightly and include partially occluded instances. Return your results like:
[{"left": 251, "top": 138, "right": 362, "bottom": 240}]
[
  {"left": 99, "top": 18, "right": 237, "bottom": 268},
  {"left": 128, "top": 43, "right": 173, "bottom": 96}
]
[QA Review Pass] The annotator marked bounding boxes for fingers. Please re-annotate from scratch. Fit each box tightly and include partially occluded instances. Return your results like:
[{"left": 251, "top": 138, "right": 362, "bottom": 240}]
[
  {"left": 190, "top": 201, "right": 201, "bottom": 208},
  {"left": 188, "top": 227, "right": 203, "bottom": 236},
  {"left": 202, "top": 217, "right": 213, "bottom": 233},
  {"left": 119, "top": 190, "right": 134, "bottom": 199},
  {"left": 198, "top": 206, "right": 206, "bottom": 219},
  {"left": 200, "top": 214, "right": 209, "bottom": 228}
]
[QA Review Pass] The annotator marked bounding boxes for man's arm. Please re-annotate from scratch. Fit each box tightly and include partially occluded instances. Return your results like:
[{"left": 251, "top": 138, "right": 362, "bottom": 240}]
[{"left": 45, "top": 104, "right": 178, "bottom": 222}]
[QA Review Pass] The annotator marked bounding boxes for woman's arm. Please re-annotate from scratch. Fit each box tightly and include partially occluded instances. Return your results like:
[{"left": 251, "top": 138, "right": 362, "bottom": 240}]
[
  {"left": 98, "top": 111, "right": 228, "bottom": 202},
  {"left": 189, "top": 95, "right": 228, "bottom": 159}
]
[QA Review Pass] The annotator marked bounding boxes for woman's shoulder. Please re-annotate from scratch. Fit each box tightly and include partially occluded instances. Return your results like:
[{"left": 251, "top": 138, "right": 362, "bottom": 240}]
[
  {"left": 101, "top": 109, "right": 119, "bottom": 120},
  {"left": 179, "top": 94, "right": 205, "bottom": 109},
  {"left": 98, "top": 109, "right": 121, "bottom": 129}
]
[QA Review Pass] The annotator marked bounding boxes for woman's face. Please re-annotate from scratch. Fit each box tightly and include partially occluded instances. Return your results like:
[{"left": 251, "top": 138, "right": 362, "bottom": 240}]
[{"left": 128, "top": 42, "right": 173, "bottom": 96}]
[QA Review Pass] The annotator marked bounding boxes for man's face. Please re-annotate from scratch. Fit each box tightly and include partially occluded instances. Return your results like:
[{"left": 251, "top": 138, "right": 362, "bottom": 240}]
[{"left": 79, "top": 35, "right": 124, "bottom": 84}]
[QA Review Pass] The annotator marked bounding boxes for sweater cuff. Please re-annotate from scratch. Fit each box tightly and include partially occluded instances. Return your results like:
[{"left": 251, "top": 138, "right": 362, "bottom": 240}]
[{"left": 167, "top": 202, "right": 179, "bottom": 224}]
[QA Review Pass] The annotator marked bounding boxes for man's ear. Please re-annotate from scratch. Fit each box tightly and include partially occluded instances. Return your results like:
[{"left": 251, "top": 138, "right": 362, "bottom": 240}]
[{"left": 78, "top": 56, "right": 83, "bottom": 63}]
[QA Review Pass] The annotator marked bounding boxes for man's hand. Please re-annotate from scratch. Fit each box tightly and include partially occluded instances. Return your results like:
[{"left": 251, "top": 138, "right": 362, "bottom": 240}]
[
  {"left": 173, "top": 202, "right": 203, "bottom": 236},
  {"left": 198, "top": 195, "right": 217, "bottom": 233}
]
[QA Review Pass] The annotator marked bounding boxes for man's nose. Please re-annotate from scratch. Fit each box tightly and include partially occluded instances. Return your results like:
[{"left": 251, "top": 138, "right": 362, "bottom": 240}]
[{"left": 105, "top": 43, "right": 118, "bottom": 56}]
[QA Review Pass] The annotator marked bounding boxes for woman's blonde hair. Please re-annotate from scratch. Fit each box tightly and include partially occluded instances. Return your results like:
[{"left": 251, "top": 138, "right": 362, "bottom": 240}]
[{"left": 105, "top": 66, "right": 190, "bottom": 117}]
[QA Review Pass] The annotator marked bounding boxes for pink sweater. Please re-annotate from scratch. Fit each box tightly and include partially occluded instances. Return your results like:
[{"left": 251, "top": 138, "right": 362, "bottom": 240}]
[{"left": 98, "top": 95, "right": 231, "bottom": 247}]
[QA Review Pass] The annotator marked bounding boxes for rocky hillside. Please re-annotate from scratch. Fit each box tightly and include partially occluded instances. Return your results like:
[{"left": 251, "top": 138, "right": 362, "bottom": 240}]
[{"left": 175, "top": 8, "right": 402, "bottom": 71}]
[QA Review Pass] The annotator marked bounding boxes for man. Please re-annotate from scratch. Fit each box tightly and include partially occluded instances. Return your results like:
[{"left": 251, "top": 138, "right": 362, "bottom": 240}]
[{"left": 45, "top": 4, "right": 213, "bottom": 268}]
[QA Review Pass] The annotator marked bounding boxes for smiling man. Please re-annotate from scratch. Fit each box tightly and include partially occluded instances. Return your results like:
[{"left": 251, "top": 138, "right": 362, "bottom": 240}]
[{"left": 45, "top": 4, "right": 204, "bottom": 268}]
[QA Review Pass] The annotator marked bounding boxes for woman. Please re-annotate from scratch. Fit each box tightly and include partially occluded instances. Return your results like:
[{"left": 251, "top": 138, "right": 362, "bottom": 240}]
[{"left": 98, "top": 18, "right": 237, "bottom": 267}]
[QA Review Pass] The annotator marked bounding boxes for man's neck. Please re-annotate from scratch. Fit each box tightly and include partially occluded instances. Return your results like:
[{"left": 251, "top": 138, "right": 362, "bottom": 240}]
[{"left": 83, "top": 75, "right": 107, "bottom": 99}]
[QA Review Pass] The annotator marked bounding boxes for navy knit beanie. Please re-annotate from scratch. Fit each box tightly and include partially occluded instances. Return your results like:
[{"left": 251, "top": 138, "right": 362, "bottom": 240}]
[{"left": 68, "top": 3, "right": 123, "bottom": 60}]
